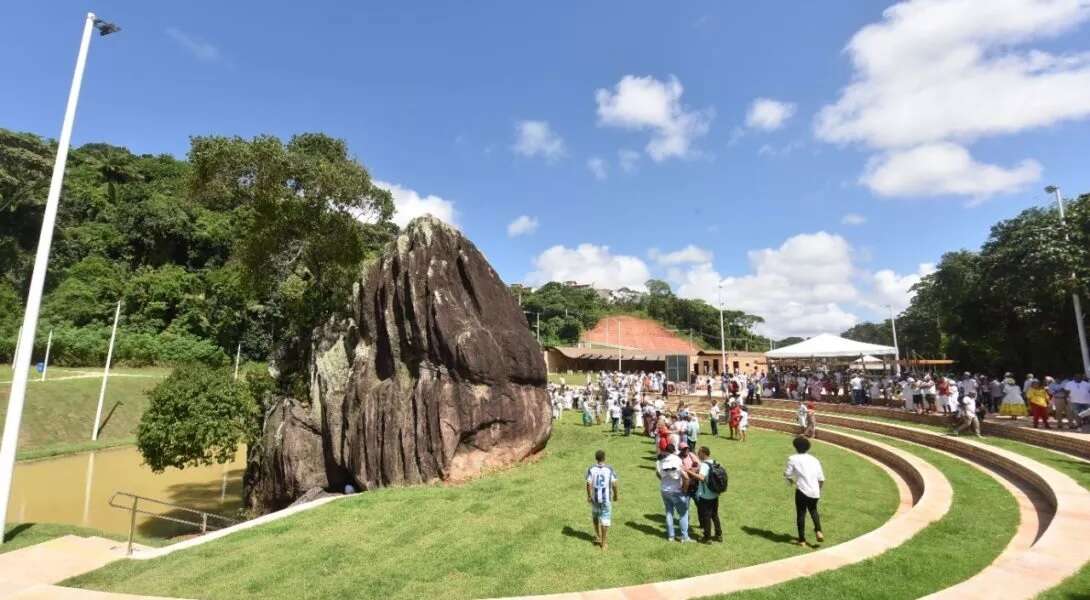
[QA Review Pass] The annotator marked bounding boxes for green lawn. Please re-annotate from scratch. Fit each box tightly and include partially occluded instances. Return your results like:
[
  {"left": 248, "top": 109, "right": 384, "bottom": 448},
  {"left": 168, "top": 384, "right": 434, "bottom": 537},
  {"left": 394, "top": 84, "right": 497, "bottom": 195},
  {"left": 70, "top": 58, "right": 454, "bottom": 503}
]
[
  {"left": 710, "top": 428, "right": 1020, "bottom": 599},
  {"left": 547, "top": 371, "right": 593, "bottom": 385},
  {"left": 2, "top": 522, "right": 168, "bottom": 555},
  {"left": 67, "top": 413, "right": 898, "bottom": 600},
  {"left": 0, "top": 365, "right": 169, "bottom": 460}
]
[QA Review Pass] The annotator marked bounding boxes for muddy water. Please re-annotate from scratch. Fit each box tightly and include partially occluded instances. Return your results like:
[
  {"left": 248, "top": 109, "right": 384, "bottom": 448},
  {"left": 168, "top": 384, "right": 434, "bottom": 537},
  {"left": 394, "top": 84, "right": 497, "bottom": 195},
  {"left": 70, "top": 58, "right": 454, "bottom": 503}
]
[{"left": 6, "top": 446, "right": 245, "bottom": 539}]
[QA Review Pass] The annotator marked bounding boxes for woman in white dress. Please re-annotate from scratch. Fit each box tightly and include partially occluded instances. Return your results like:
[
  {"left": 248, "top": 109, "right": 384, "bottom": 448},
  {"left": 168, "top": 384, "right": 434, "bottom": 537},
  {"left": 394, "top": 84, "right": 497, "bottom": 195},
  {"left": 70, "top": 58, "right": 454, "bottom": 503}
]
[
  {"left": 901, "top": 377, "right": 916, "bottom": 412},
  {"left": 999, "top": 376, "right": 1028, "bottom": 419}
]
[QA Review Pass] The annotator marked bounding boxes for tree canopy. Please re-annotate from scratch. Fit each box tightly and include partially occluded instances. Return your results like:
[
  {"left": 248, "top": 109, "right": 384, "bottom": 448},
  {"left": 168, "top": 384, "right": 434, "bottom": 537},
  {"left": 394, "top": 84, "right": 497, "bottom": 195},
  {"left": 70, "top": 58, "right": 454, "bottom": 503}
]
[{"left": 844, "top": 194, "right": 1090, "bottom": 376}]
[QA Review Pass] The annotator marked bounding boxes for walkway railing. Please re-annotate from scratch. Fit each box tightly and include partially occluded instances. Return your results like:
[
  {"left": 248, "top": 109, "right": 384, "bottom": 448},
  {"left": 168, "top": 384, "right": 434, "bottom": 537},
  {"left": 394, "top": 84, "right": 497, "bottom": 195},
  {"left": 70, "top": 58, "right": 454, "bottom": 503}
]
[{"left": 108, "top": 491, "right": 240, "bottom": 555}]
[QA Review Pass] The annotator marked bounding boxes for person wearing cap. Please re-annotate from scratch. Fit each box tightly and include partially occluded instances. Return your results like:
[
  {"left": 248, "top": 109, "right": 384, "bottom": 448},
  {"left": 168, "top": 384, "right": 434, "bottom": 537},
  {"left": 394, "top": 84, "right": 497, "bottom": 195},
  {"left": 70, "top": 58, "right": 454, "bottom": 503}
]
[
  {"left": 1000, "top": 376, "right": 1028, "bottom": 419},
  {"left": 1023, "top": 373, "right": 1037, "bottom": 395},
  {"left": 656, "top": 443, "right": 693, "bottom": 542},
  {"left": 988, "top": 376, "right": 1004, "bottom": 413},
  {"left": 959, "top": 372, "right": 978, "bottom": 400},
  {"left": 954, "top": 390, "right": 982, "bottom": 436}
]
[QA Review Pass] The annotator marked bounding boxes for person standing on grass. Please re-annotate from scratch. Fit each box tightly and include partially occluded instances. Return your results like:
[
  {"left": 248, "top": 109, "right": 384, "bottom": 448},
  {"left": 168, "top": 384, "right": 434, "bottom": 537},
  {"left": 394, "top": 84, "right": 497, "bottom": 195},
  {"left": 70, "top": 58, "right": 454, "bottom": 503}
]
[
  {"left": 738, "top": 406, "right": 749, "bottom": 442},
  {"left": 621, "top": 401, "right": 635, "bottom": 436},
  {"left": 609, "top": 400, "right": 622, "bottom": 433},
  {"left": 687, "top": 413, "right": 700, "bottom": 448},
  {"left": 586, "top": 449, "right": 618, "bottom": 550},
  {"left": 709, "top": 400, "right": 721, "bottom": 437},
  {"left": 689, "top": 446, "right": 724, "bottom": 543},
  {"left": 784, "top": 436, "right": 825, "bottom": 547},
  {"left": 656, "top": 443, "right": 693, "bottom": 542}
]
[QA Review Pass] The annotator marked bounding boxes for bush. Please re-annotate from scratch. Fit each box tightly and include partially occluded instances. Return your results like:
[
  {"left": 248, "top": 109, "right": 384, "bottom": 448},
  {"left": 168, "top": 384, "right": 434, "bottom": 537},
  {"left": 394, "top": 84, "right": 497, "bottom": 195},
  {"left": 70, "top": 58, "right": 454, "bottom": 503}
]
[
  {"left": 137, "top": 364, "right": 260, "bottom": 472},
  {"left": 0, "top": 324, "right": 229, "bottom": 367}
]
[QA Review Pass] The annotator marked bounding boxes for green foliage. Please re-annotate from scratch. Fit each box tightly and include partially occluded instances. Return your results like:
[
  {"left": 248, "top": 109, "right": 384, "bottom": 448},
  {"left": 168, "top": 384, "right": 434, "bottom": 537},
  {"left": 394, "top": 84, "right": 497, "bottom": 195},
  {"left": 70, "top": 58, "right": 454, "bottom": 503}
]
[
  {"left": 847, "top": 194, "right": 1090, "bottom": 375},
  {"left": 841, "top": 321, "right": 894, "bottom": 346},
  {"left": 137, "top": 365, "right": 259, "bottom": 472}
]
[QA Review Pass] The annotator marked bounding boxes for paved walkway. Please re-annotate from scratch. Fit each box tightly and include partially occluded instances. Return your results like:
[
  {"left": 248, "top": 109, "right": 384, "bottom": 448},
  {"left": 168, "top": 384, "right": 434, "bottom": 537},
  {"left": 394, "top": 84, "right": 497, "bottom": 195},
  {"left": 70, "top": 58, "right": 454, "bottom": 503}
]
[{"left": 0, "top": 535, "right": 186, "bottom": 599}]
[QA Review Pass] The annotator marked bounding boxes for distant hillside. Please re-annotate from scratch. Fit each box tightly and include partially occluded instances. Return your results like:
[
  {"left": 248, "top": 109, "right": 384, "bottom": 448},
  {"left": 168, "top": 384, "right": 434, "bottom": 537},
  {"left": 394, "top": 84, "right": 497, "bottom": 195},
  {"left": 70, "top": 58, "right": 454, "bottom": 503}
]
[{"left": 580, "top": 315, "right": 699, "bottom": 353}]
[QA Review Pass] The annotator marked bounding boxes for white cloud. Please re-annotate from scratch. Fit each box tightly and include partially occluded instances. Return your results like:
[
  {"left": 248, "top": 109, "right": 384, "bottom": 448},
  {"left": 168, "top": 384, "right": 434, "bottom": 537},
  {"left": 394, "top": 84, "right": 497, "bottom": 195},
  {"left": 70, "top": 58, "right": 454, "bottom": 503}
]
[
  {"left": 649, "top": 245, "right": 713, "bottom": 266},
  {"left": 526, "top": 244, "right": 650, "bottom": 290},
  {"left": 595, "top": 75, "right": 713, "bottom": 161},
  {"left": 746, "top": 98, "right": 797, "bottom": 130},
  {"left": 817, "top": 0, "right": 1090, "bottom": 199},
  {"left": 871, "top": 262, "right": 937, "bottom": 313},
  {"left": 675, "top": 232, "right": 861, "bottom": 338},
  {"left": 507, "top": 215, "right": 539, "bottom": 237},
  {"left": 587, "top": 156, "right": 607, "bottom": 180},
  {"left": 841, "top": 213, "right": 867, "bottom": 226},
  {"left": 860, "top": 142, "right": 1041, "bottom": 199},
  {"left": 512, "top": 120, "right": 566, "bottom": 160},
  {"left": 165, "top": 28, "right": 221, "bottom": 62},
  {"left": 374, "top": 180, "right": 457, "bottom": 228},
  {"left": 618, "top": 149, "right": 641, "bottom": 172}
]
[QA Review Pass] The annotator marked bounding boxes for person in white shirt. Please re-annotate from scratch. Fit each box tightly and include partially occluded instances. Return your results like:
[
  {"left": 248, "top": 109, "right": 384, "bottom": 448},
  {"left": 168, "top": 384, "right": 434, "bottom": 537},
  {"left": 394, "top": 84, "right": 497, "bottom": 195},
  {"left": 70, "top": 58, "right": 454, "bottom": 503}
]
[
  {"left": 849, "top": 373, "right": 865, "bottom": 405},
  {"left": 709, "top": 401, "right": 721, "bottom": 437},
  {"left": 901, "top": 377, "right": 916, "bottom": 412},
  {"left": 784, "top": 436, "right": 825, "bottom": 546},
  {"left": 656, "top": 444, "right": 692, "bottom": 542},
  {"left": 1063, "top": 375, "right": 1090, "bottom": 430},
  {"left": 954, "top": 390, "right": 982, "bottom": 436}
]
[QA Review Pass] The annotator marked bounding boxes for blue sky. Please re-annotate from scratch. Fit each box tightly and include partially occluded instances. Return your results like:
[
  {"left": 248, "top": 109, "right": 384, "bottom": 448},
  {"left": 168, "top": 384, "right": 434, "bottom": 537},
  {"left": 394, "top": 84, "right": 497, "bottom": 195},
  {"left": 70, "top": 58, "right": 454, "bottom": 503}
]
[{"left": 5, "top": 1, "right": 1090, "bottom": 337}]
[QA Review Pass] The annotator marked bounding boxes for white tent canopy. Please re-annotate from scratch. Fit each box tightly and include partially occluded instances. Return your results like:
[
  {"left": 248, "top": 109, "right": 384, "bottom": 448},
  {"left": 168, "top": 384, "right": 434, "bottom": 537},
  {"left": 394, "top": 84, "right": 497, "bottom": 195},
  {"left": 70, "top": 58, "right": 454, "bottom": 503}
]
[
  {"left": 766, "top": 334, "right": 897, "bottom": 359},
  {"left": 852, "top": 355, "right": 886, "bottom": 370}
]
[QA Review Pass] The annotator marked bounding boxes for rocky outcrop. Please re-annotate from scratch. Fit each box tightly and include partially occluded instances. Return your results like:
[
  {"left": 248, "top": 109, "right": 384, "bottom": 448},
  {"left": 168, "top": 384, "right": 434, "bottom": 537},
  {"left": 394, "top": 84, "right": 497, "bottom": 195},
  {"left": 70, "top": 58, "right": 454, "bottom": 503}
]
[{"left": 247, "top": 216, "right": 552, "bottom": 512}]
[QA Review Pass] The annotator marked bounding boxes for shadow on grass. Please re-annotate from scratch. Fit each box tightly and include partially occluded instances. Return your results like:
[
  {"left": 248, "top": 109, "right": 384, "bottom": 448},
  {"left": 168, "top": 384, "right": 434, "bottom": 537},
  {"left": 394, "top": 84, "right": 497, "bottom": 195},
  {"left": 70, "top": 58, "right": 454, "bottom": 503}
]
[
  {"left": 740, "top": 525, "right": 797, "bottom": 544},
  {"left": 561, "top": 526, "right": 596, "bottom": 544},
  {"left": 94, "top": 400, "right": 123, "bottom": 438},
  {"left": 624, "top": 520, "right": 663, "bottom": 538},
  {"left": 637, "top": 465, "right": 656, "bottom": 471},
  {"left": 2, "top": 523, "right": 33, "bottom": 542}
]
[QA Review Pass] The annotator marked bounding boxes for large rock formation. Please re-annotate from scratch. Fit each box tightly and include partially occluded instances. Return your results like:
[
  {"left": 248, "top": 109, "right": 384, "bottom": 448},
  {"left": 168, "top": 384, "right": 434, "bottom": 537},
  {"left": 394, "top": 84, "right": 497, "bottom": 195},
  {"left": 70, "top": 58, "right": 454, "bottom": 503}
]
[{"left": 247, "top": 216, "right": 552, "bottom": 512}]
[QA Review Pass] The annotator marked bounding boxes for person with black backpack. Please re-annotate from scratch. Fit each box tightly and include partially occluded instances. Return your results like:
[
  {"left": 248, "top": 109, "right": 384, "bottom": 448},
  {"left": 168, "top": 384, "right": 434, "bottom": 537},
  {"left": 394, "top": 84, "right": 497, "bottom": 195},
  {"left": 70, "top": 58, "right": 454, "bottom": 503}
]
[{"left": 689, "top": 446, "right": 726, "bottom": 542}]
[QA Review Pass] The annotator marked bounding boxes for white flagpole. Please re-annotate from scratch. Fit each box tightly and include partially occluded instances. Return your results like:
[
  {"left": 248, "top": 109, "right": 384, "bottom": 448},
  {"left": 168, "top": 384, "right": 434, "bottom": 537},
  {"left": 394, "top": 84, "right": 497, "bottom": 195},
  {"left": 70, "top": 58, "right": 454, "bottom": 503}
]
[
  {"left": 10, "top": 326, "right": 23, "bottom": 370},
  {"left": 91, "top": 301, "right": 121, "bottom": 441},
  {"left": 234, "top": 343, "right": 242, "bottom": 381},
  {"left": 40, "top": 330, "right": 53, "bottom": 382}
]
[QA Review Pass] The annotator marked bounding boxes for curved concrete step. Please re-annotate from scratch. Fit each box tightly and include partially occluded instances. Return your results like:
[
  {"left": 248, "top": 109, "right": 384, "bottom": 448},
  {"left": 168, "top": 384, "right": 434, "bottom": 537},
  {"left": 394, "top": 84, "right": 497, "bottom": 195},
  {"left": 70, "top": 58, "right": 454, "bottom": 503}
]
[{"left": 748, "top": 406, "right": 1090, "bottom": 600}]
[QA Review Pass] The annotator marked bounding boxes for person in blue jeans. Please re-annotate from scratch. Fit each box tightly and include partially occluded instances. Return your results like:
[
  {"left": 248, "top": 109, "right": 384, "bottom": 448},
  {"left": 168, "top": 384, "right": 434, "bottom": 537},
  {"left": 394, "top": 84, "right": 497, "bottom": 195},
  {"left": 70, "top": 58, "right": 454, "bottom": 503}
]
[{"left": 655, "top": 443, "right": 693, "bottom": 542}]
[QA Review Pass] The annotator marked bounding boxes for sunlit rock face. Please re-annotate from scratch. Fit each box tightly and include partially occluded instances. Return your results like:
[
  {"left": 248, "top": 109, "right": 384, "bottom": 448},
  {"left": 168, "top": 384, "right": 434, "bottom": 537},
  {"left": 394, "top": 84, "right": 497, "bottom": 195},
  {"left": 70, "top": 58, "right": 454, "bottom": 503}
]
[{"left": 248, "top": 216, "right": 551, "bottom": 512}]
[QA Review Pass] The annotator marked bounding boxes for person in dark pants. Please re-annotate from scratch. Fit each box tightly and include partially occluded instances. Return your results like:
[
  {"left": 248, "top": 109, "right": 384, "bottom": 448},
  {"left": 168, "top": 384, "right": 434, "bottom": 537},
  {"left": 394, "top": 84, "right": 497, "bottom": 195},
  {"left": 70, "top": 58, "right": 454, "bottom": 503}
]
[
  {"left": 784, "top": 436, "right": 825, "bottom": 546},
  {"left": 689, "top": 446, "right": 723, "bottom": 542},
  {"left": 709, "top": 400, "right": 720, "bottom": 437},
  {"left": 621, "top": 401, "right": 635, "bottom": 436}
]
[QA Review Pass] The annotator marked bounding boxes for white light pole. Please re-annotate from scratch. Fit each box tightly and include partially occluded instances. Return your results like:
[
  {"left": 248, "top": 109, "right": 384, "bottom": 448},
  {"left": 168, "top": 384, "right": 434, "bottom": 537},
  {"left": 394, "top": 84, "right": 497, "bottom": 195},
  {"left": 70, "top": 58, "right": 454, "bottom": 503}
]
[
  {"left": 0, "top": 12, "right": 119, "bottom": 543},
  {"left": 40, "top": 330, "right": 53, "bottom": 382},
  {"left": 888, "top": 304, "right": 902, "bottom": 377},
  {"left": 717, "top": 281, "right": 726, "bottom": 376},
  {"left": 233, "top": 343, "right": 242, "bottom": 381},
  {"left": 1046, "top": 185, "right": 1090, "bottom": 377},
  {"left": 91, "top": 300, "right": 121, "bottom": 441},
  {"left": 10, "top": 326, "right": 23, "bottom": 370}
]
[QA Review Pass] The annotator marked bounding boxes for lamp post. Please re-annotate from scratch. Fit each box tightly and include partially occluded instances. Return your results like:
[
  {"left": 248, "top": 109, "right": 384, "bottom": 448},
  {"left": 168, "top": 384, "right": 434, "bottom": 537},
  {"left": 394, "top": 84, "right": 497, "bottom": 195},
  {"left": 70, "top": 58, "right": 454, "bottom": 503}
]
[
  {"left": 1045, "top": 185, "right": 1090, "bottom": 377},
  {"left": 0, "top": 12, "right": 120, "bottom": 543},
  {"left": 888, "top": 304, "right": 902, "bottom": 377},
  {"left": 717, "top": 281, "right": 726, "bottom": 376}
]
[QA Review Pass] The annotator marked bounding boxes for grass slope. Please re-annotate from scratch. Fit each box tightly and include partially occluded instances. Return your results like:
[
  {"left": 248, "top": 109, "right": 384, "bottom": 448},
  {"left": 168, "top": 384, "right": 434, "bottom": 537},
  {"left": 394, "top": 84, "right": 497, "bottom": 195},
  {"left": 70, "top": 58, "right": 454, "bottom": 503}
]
[
  {"left": 0, "top": 365, "right": 168, "bottom": 460},
  {"left": 709, "top": 429, "right": 1020, "bottom": 599},
  {"left": 68, "top": 413, "right": 898, "bottom": 599}
]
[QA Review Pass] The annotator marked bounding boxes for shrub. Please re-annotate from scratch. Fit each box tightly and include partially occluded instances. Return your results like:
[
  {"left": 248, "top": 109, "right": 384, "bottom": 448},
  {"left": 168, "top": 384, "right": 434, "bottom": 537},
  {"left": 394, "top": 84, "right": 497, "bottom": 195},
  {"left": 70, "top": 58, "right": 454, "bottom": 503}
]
[{"left": 137, "top": 364, "right": 260, "bottom": 472}]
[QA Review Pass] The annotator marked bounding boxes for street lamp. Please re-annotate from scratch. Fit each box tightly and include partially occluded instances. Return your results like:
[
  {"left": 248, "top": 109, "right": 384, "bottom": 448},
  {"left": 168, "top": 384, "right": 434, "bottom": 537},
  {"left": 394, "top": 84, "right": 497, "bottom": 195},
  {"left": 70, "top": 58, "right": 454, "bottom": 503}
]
[
  {"left": 717, "top": 281, "right": 726, "bottom": 375},
  {"left": 1045, "top": 185, "right": 1090, "bottom": 377},
  {"left": 0, "top": 12, "right": 119, "bottom": 543},
  {"left": 887, "top": 304, "right": 902, "bottom": 377}
]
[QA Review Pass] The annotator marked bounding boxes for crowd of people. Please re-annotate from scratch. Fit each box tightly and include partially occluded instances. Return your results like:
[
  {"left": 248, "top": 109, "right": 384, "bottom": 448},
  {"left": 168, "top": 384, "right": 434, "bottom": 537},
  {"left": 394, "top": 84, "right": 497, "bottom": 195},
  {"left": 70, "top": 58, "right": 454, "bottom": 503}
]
[
  {"left": 568, "top": 370, "right": 825, "bottom": 549},
  {"left": 768, "top": 369, "right": 1090, "bottom": 432}
]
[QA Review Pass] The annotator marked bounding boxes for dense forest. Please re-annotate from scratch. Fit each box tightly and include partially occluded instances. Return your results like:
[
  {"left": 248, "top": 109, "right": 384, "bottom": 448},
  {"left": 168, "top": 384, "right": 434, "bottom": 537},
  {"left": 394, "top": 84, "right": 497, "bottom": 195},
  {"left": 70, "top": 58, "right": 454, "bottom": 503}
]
[
  {"left": 1, "top": 127, "right": 394, "bottom": 367},
  {"left": 842, "top": 193, "right": 1090, "bottom": 376}
]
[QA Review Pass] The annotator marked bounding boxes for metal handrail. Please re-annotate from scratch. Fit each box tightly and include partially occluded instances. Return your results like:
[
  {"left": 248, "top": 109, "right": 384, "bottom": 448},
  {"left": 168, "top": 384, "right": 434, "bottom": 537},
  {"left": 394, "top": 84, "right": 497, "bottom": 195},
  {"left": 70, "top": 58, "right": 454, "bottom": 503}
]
[{"left": 108, "top": 491, "right": 240, "bottom": 555}]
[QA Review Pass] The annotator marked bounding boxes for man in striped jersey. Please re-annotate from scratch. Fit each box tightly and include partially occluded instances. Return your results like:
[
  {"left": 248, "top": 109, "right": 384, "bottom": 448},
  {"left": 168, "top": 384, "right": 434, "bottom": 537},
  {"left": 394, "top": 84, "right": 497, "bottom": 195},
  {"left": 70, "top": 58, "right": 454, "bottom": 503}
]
[{"left": 586, "top": 449, "right": 619, "bottom": 550}]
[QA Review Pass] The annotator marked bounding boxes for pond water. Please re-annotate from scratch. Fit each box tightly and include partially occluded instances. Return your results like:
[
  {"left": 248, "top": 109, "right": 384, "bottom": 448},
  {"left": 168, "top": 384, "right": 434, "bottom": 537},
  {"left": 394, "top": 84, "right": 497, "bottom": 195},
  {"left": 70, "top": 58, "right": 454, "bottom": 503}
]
[{"left": 6, "top": 446, "right": 246, "bottom": 539}]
